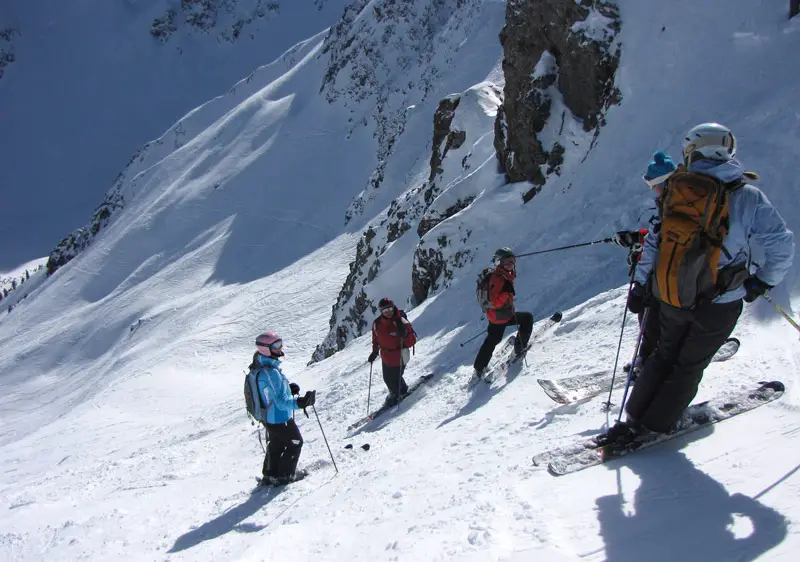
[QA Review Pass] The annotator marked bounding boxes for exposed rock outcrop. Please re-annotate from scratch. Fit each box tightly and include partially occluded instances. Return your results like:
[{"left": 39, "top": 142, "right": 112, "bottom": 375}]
[
  {"left": 150, "top": 0, "right": 281, "bottom": 43},
  {"left": 312, "top": 81, "right": 501, "bottom": 362},
  {"left": 494, "top": 0, "right": 621, "bottom": 202},
  {"left": 319, "top": 0, "right": 485, "bottom": 225}
]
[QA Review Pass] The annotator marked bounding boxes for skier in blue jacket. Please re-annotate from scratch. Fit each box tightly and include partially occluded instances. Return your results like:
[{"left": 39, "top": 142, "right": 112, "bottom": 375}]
[
  {"left": 598, "top": 123, "right": 794, "bottom": 446},
  {"left": 251, "top": 332, "right": 316, "bottom": 486}
]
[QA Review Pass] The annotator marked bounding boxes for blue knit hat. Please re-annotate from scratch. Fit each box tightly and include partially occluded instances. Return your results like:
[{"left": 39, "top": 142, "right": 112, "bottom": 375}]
[{"left": 643, "top": 151, "right": 677, "bottom": 187}]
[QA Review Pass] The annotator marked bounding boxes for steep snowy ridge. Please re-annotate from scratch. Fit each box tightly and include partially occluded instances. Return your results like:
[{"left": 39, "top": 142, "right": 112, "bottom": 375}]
[
  {"left": 0, "top": 0, "right": 352, "bottom": 268},
  {"left": 45, "top": 29, "right": 331, "bottom": 275},
  {"left": 1, "top": 0, "right": 799, "bottom": 560}
]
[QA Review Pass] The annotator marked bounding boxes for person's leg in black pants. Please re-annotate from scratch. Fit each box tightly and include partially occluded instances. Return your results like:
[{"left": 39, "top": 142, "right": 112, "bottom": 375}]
[
  {"left": 637, "top": 301, "right": 661, "bottom": 363},
  {"left": 264, "top": 419, "right": 304, "bottom": 481},
  {"left": 626, "top": 300, "right": 742, "bottom": 433},
  {"left": 512, "top": 312, "right": 534, "bottom": 348},
  {"left": 638, "top": 300, "right": 742, "bottom": 432},
  {"left": 473, "top": 321, "right": 507, "bottom": 372},
  {"left": 382, "top": 363, "right": 408, "bottom": 400}
]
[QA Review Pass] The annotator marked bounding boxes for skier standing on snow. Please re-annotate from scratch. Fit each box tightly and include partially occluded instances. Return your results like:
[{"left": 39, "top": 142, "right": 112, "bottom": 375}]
[
  {"left": 368, "top": 297, "right": 417, "bottom": 406},
  {"left": 597, "top": 123, "right": 794, "bottom": 447},
  {"left": 611, "top": 150, "right": 678, "bottom": 376},
  {"left": 251, "top": 332, "right": 317, "bottom": 486},
  {"left": 472, "top": 248, "right": 534, "bottom": 379}
]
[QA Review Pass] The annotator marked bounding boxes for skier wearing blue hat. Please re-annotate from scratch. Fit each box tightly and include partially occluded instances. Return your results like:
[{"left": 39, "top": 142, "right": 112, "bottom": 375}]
[{"left": 612, "top": 150, "right": 678, "bottom": 375}]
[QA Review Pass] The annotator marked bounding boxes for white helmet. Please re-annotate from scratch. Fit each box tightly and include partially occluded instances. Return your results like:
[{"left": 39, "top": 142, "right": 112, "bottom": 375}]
[{"left": 681, "top": 123, "right": 737, "bottom": 163}]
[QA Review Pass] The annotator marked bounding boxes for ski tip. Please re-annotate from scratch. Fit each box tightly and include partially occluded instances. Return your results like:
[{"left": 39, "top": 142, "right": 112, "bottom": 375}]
[
  {"left": 550, "top": 311, "right": 563, "bottom": 323},
  {"left": 759, "top": 380, "right": 785, "bottom": 393}
]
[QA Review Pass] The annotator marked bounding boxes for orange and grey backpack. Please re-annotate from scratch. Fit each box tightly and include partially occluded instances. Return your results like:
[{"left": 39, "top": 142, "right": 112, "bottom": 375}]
[{"left": 652, "top": 167, "right": 751, "bottom": 308}]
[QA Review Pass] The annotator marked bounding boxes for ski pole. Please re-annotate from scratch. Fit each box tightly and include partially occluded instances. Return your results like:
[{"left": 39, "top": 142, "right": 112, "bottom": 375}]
[
  {"left": 515, "top": 237, "right": 614, "bottom": 259},
  {"left": 398, "top": 337, "right": 405, "bottom": 405},
  {"left": 616, "top": 307, "right": 649, "bottom": 422},
  {"left": 604, "top": 261, "right": 637, "bottom": 411},
  {"left": 763, "top": 293, "right": 800, "bottom": 333},
  {"left": 366, "top": 362, "right": 373, "bottom": 416},
  {"left": 459, "top": 328, "right": 486, "bottom": 347},
  {"left": 311, "top": 405, "right": 338, "bottom": 474}
]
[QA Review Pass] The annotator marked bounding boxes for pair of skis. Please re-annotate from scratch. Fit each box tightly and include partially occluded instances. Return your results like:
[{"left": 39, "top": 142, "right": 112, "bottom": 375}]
[
  {"left": 533, "top": 380, "right": 785, "bottom": 476},
  {"left": 468, "top": 311, "right": 563, "bottom": 388},
  {"left": 345, "top": 373, "right": 435, "bottom": 436}
]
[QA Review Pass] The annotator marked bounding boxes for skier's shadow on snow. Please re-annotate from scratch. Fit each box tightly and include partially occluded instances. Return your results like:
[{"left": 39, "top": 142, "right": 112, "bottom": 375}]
[
  {"left": 595, "top": 429, "right": 788, "bottom": 562},
  {"left": 168, "top": 486, "right": 285, "bottom": 553}
]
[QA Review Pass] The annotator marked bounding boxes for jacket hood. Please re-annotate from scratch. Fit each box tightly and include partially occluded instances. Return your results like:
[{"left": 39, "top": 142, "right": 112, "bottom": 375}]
[{"left": 688, "top": 158, "right": 744, "bottom": 184}]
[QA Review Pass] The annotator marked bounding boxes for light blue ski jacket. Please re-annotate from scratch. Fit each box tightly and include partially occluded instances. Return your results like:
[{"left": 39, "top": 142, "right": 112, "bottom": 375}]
[
  {"left": 636, "top": 159, "right": 794, "bottom": 303},
  {"left": 255, "top": 354, "right": 300, "bottom": 425}
]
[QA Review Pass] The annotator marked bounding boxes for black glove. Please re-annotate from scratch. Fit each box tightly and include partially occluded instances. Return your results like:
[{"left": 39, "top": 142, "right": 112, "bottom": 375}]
[
  {"left": 368, "top": 350, "right": 379, "bottom": 363},
  {"left": 297, "top": 390, "right": 316, "bottom": 409},
  {"left": 613, "top": 230, "right": 639, "bottom": 249},
  {"left": 627, "top": 282, "right": 647, "bottom": 314},
  {"left": 289, "top": 382, "right": 300, "bottom": 396},
  {"left": 743, "top": 276, "right": 772, "bottom": 303},
  {"left": 626, "top": 246, "right": 643, "bottom": 266}
]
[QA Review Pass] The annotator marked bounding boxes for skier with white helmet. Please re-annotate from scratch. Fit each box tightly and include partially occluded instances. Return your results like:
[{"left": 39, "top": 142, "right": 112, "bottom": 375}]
[
  {"left": 596, "top": 123, "right": 795, "bottom": 447},
  {"left": 250, "top": 331, "right": 316, "bottom": 486}
]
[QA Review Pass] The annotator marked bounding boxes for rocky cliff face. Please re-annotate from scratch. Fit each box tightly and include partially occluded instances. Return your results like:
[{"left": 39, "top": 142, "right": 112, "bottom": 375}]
[
  {"left": 312, "top": 1, "right": 623, "bottom": 363},
  {"left": 150, "top": 0, "right": 281, "bottom": 42},
  {"left": 494, "top": 0, "right": 621, "bottom": 202},
  {"left": 319, "top": 0, "right": 485, "bottom": 225},
  {"left": 311, "top": 82, "right": 501, "bottom": 363}
]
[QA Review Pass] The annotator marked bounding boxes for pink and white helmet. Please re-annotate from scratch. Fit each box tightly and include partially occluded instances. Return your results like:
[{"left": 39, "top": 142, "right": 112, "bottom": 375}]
[{"left": 255, "top": 331, "right": 284, "bottom": 357}]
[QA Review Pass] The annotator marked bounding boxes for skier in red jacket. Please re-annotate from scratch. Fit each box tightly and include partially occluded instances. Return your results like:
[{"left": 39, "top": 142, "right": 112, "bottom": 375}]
[
  {"left": 472, "top": 248, "right": 534, "bottom": 379},
  {"left": 368, "top": 297, "right": 418, "bottom": 406}
]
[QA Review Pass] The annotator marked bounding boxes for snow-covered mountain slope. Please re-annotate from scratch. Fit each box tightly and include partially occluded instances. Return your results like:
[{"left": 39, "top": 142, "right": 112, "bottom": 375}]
[
  {"left": 0, "top": 0, "right": 350, "bottom": 269},
  {"left": 1, "top": 0, "right": 799, "bottom": 560},
  {"left": 2, "top": 288, "right": 798, "bottom": 561}
]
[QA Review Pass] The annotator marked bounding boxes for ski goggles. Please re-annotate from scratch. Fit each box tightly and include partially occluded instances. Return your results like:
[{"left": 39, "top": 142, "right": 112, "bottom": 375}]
[
  {"left": 270, "top": 339, "right": 283, "bottom": 351},
  {"left": 380, "top": 306, "right": 394, "bottom": 315}
]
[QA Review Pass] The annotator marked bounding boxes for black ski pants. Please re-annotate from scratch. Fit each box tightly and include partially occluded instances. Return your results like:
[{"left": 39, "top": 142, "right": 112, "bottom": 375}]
[
  {"left": 473, "top": 312, "right": 534, "bottom": 372},
  {"left": 637, "top": 301, "right": 661, "bottom": 361},
  {"left": 625, "top": 299, "right": 743, "bottom": 433},
  {"left": 382, "top": 363, "right": 408, "bottom": 398},
  {"left": 263, "top": 418, "right": 303, "bottom": 479}
]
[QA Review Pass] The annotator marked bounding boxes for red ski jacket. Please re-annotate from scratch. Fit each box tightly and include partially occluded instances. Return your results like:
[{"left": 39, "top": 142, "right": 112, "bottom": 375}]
[
  {"left": 487, "top": 268, "right": 516, "bottom": 324},
  {"left": 371, "top": 307, "right": 417, "bottom": 367}
]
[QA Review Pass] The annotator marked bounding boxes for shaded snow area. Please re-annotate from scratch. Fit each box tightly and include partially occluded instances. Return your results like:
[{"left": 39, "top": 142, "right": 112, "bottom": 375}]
[
  {"left": 0, "top": 0, "right": 352, "bottom": 268},
  {"left": 1, "top": 1, "right": 800, "bottom": 561}
]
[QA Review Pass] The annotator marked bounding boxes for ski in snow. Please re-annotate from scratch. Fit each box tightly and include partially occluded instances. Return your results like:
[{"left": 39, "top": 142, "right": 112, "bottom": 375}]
[
  {"left": 256, "top": 468, "right": 309, "bottom": 488},
  {"left": 467, "top": 311, "right": 563, "bottom": 389},
  {"left": 346, "top": 373, "right": 434, "bottom": 435},
  {"left": 535, "top": 380, "right": 784, "bottom": 476},
  {"left": 537, "top": 337, "right": 740, "bottom": 405}
]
